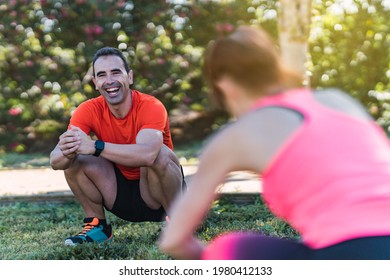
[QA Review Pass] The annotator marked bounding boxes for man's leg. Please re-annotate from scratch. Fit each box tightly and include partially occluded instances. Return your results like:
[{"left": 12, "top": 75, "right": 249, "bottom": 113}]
[
  {"left": 139, "top": 145, "right": 184, "bottom": 213},
  {"left": 63, "top": 155, "right": 117, "bottom": 245},
  {"left": 64, "top": 155, "right": 117, "bottom": 219}
]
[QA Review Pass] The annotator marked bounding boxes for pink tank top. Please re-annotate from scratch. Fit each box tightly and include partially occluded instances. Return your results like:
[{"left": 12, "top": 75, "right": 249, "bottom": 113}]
[{"left": 252, "top": 88, "right": 390, "bottom": 248}]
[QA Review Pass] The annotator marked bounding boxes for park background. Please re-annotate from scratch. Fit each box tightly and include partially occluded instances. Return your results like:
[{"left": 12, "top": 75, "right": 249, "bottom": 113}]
[
  {"left": 0, "top": 0, "right": 389, "bottom": 260},
  {"left": 0, "top": 0, "right": 389, "bottom": 159}
]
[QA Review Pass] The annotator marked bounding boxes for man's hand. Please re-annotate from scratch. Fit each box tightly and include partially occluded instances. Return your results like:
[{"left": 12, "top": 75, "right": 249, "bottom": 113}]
[
  {"left": 69, "top": 125, "right": 95, "bottom": 155},
  {"left": 58, "top": 127, "right": 80, "bottom": 158},
  {"left": 50, "top": 125, "right": 93, "bottom": 170}
]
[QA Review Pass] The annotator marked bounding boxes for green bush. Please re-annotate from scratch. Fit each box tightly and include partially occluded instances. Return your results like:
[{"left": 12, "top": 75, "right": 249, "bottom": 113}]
[
  {"left": 0, "top": 0, "right": 389, "bottom": 152},
  {"left": 310, "top": 0, "right": 390, "bottom": 132}
]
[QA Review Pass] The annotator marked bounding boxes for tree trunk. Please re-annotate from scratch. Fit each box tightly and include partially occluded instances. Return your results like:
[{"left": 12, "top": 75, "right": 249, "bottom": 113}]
[{"left": 278, "top": 0, "right": 312, "bottom": 86}]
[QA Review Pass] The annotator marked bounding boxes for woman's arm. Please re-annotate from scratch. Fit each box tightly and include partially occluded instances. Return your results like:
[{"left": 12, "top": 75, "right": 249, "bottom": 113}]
[
  {"left": 159, "top": 124, "right": 244, "bottom": 259},
  {"left": 159, "top": 141, "right": 229, "bottom": 258}
]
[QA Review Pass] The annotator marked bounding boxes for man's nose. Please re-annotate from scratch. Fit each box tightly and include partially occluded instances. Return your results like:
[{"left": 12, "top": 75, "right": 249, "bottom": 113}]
[{"left": 105, "top": 74, "right": 115, "bottom": 84}]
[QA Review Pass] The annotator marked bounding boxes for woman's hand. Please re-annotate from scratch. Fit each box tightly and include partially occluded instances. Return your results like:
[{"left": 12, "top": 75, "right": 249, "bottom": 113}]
[{"left": 159, "top": 234, "right": 205, "bottom": 260}]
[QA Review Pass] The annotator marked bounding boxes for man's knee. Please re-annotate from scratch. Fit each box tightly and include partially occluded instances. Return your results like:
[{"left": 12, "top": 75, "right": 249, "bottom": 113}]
[
  {"left": 64, "top": 155, "right": 108, "bottom": 177},
  {"left": 151, "top": 145, "right": 180, "bottom": 172},
  {"left": 64, "top": 155, "right": 86, "bottom": 173}
]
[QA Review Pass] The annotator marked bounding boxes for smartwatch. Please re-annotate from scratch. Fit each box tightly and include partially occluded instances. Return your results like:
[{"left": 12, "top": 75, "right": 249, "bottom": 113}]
[{"left": 93, "top": 140, "right": 105, "bottom": 157}]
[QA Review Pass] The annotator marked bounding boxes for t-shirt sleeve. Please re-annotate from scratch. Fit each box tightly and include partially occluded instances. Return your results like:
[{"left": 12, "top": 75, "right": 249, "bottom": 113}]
[
  {"left": 69, "top": 101, "right": 93, "bottom": 135},
  {"left": 139, "top": 98, "right": 168, "bottom": 133}
]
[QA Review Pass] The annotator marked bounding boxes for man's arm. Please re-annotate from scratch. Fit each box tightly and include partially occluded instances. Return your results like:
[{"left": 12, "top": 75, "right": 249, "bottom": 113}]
[
  {"left": 103, "top": 129, "right": 164, "bottom": 167},
  {"left": 50, "top": 128, "right": 81, "bottom": 170},
  {"left": 73, "top": 126, "right": 164, "bottom": 167}
]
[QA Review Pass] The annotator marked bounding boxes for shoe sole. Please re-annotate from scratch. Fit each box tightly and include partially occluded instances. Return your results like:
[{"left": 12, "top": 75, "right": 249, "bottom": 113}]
[
  {"left": 64, "top": 236, "right": 113, "bottom": 246},
  {"left": 64, "top": 239, "right": 78, "bottom": 246}
]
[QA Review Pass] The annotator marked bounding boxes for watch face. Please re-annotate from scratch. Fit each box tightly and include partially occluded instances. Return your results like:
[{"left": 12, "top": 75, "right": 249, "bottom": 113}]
[{"left": 96, "top": 140, "right": 104, "bottom": 150}]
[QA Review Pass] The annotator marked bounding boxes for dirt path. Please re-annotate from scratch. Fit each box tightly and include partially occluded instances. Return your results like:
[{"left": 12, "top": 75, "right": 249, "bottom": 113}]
[{"left": 0, "top": 165, "right": 261, "bottom": 197}]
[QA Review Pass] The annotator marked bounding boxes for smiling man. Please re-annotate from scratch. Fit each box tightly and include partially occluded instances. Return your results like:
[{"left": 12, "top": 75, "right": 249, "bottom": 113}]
[{"left": 50, "top": 47, "right": 185, "bottom": 246}]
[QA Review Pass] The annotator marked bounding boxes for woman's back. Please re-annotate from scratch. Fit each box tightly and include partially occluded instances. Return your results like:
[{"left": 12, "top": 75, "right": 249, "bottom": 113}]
[{"left": 244, "top": 88, "right": 390, "bottom": 248}]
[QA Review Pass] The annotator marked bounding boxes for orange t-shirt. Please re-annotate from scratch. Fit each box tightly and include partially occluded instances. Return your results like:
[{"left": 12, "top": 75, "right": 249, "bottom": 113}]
[{"left": 70, "top": 90, "right": 173, "bottom": 180}]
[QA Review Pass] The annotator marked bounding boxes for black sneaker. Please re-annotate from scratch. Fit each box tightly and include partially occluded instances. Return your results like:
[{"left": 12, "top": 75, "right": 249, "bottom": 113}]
[{"left": 64, "top": 217, "right": 113, "bottom": 246}]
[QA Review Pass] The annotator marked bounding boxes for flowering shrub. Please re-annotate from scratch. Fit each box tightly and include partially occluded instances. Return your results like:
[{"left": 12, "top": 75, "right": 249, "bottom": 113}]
[{"left": 0, "top": 0, "right": 388, "bottom": 152}]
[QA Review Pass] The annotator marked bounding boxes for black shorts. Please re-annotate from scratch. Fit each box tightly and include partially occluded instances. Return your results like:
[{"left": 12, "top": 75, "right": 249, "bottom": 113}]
[{"left": 108, "top": 166, "right": 166, "bottom": 222}]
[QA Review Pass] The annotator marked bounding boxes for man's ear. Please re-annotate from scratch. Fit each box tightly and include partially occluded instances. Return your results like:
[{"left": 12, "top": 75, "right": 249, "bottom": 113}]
[{"left": 128, "top": 69, "right": 133, "bottom": 85}]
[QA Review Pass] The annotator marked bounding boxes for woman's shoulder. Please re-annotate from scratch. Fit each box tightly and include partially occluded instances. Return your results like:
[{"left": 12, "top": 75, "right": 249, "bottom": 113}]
[{"left": 314, "top": 88, "right": 373, "bottom": 120}]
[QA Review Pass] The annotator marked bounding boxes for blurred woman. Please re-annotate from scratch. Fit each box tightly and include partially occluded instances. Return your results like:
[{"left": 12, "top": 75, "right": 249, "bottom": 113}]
[{"left": 159, "top": 26, "right": 390, "bottom": 259}]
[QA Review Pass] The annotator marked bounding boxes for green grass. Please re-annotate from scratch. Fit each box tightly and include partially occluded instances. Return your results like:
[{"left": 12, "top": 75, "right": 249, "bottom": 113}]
[
  {"left": 0, "top": 196, "right": 298, "bottom": 260},
  {"left": 0, "top": 152, "right": 51, "bottom": 169},
  {"left": 0, "top": 143, "right": 298, "bottom": 259}
]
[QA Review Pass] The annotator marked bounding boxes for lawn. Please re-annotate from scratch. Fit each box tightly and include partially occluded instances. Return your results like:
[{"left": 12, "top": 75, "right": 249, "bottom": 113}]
[
  {"left": 0, "top": 143, "right": 298, "bottom": 260},
  {"left": 0, "top": 152, "right": 51, "bottom": 169},
  {"left": 0, "top": 196, "right": 298, "bottom": 260}
]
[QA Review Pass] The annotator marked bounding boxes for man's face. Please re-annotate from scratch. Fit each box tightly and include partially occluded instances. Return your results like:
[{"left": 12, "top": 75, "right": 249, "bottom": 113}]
[{"left": 92, "top": 55, "right": 133, "bottom": 105}]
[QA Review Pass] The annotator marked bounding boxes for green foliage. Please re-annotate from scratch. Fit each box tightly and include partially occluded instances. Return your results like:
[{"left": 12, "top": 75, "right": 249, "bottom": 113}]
[
  {"left": 0, "top": 196, "right": 297, "bottom": 260},
  {"left": 309, "top": 0, "right": 390, "bottom": 132},
  {"left": 0, "top": 0, "right": 389, "bottom": 152},
  {"left": 0, "top": 0, "right": 272, "bottom": 152}
]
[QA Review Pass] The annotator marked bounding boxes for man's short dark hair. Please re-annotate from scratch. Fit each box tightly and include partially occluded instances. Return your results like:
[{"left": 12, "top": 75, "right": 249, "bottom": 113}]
[{"left": 92, "top": 47, "right": 130, "bottom": 76}]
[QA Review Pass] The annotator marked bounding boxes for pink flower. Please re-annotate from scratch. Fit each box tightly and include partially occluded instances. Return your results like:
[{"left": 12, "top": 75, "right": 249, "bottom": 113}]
[
  {"left": 116, "top": 0, "right": 126, "bottom": 8},
  {"left": 25, "top": 60, "right": 34, "bottom": 67},
  {"left": 224, "top": 24, "right": 234, "bottom": 33},
  {"left": 157, "top": 58, "right": 165, "bottom": 65},
  {"left": 84, "top": 24, "right": 104, "bottom": 37},
  {"left": 8, "top": 107, "right": 23, "bottom": 116},
  {"left": 93, "top": 25, "right": 103, "bottom": 35},
  {"left": 216, "top": 23, "right": 234, "bottom": 34}
]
